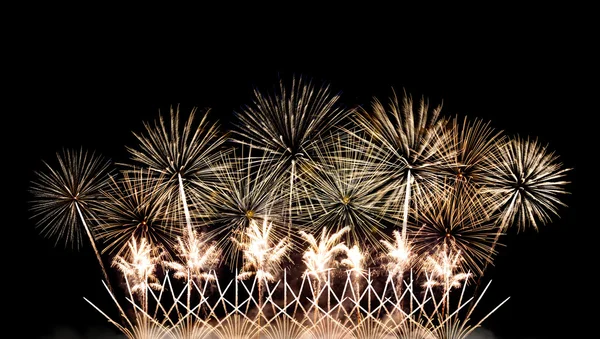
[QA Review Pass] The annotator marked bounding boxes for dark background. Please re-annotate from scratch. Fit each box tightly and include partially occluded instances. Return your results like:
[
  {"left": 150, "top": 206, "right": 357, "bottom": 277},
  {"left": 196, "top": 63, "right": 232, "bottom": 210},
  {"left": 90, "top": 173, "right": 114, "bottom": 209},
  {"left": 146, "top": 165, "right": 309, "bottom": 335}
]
[{"left": 8, "top": 11, "right": 586, "bottom": 339}]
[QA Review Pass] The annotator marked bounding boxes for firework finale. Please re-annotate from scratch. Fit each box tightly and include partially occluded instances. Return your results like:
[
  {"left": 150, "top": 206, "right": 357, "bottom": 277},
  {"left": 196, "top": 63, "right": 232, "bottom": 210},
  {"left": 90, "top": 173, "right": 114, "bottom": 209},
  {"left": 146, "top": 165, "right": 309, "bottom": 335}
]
[{"left": 24, "top": 75, "right": 575, "bottom": 339}]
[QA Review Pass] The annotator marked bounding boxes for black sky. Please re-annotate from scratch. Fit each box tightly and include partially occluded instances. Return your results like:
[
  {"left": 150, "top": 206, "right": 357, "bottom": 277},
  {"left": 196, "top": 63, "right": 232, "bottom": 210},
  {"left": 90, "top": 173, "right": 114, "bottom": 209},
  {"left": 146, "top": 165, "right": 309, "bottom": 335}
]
[{"left": 8, "top": 12, "right": 586, "bottom": 339}]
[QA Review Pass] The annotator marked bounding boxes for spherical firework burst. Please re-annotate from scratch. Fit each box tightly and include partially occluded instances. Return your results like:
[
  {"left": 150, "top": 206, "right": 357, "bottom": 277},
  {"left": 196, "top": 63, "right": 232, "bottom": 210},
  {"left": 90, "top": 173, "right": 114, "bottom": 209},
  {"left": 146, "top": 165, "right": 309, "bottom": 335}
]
[
  {"left": 298, "top": 130, "right": 396, "bottom": 256},
  {"left": 29, "top": 147, "right": 113, "bottom": 249},
  {"left": 482, "top": 135, "right": 572, "bottom": 232},
  {"left": 201, "top": 145, "right": 290, "bottom": 269},
  {"left": 230, "top": 75, "right": 353, "bottom": 223},
  {"left": 29, "top": 147, "right": 115, "bottom": 291},
  {"left": 124, "top": 104, "right": 229, "bottom": 233},
  {"left": 409, "top": 185, "right": 499, "bottom": 278},
  {"left": 93, "top": 167, "right": 183, "bottom": 260},
  {"left": 353, "top": 89, "right": 457, "bottom": 242}
]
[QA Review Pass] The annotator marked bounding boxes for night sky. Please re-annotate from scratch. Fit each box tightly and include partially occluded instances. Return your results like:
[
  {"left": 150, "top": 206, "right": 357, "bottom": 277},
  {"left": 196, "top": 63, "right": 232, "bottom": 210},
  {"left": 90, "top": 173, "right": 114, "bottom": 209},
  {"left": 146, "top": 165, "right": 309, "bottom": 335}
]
[{"left": 9, "top": 14, "right": 585, "bottom": 339}]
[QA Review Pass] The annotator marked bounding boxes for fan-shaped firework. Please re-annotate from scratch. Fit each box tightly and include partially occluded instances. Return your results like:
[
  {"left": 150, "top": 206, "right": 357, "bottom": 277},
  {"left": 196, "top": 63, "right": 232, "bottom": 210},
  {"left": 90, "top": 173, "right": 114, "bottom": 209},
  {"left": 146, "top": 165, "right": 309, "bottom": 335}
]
[
  {"left": 299, "top": 130, "right": 396, "bottom": 254},
  {"left": 163, "top": 228, "right": 221, "bottom": 284},
  {"left": 353, "top": 89, "right": 456, "bottom": 241},
  {"left": 235, "top": 219, "right": 291, "bottom": 284},
  {"left": 231, "top": 75, "right": 353, "bottom": 225},
  {"left": 421, "top": 243, "right": 471, "bottom": 293},
  {"left": 482, "top": 135, "right": 572, "bottom": 232},
  {"left": 162, "top": 228, "right": 222, "bottom": 336},
  {"left": 299, "top": 226, "right": 350, "bottom": 283},
  {"left": 124, "top": 105, "right": 229, "bottom": 233},
  {"left": 112, "top": 236, "right": 165, "bottom": 297},
  {"left": 202, "top": 145, "right": 290, "bottom": 268},
  {"left": 379, "top": 229, "right": 415, "bottom": 295},
  {"left": 94, "top": 167, "right": 183, "bottom": 260}
]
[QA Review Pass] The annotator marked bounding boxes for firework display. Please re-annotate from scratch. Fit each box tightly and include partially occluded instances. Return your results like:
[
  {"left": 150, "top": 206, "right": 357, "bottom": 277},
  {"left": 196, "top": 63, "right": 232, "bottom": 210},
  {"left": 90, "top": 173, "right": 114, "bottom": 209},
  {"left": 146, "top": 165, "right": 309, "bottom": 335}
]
[{"left": 29, "top": 76, "right": 571, "bottom": 339}]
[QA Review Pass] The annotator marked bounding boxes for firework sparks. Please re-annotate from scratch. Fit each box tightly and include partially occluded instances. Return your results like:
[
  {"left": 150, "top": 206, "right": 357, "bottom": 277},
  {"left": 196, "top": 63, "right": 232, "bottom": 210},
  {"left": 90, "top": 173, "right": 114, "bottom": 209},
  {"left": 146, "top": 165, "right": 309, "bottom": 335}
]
[
  {"left": 234, "top": 218, "right": 291, "bottom": 283},
  {"left": 380, "top": 229, "right": 414, "bottom": 297},
  {"left": 163, "top": 228, "right": 221, "bottom": 283},
  {"left": 112, "top": 237, "right": 164, "bottom": 299},
  {"left": 421, "top": 243, "right": 470, "bottom": 293},
  {"left": 300, "top": 226, "right": 350, "bottom": 282}
]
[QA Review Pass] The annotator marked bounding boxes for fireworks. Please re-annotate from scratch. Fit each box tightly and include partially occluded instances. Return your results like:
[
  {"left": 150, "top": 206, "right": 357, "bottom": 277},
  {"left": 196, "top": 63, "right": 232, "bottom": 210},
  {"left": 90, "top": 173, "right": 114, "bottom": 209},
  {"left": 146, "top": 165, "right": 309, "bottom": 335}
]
[
  {"left": 29, "top": 147, "right": 115, "bottom": 291},
  {"left": 202, "top": 145, "right": 289, "bottom": 268},
  {"left": 30, "top": 78, "right": 572, "bottom": 339},
  {"left": 94, "top": 167, "right": 183, "bottom": 260},
  {"left": 124, "top": 104, "right": 229, "bottom": 233},
  {"left": 230, "top": 76, "right": 353, "bottom": 228}
]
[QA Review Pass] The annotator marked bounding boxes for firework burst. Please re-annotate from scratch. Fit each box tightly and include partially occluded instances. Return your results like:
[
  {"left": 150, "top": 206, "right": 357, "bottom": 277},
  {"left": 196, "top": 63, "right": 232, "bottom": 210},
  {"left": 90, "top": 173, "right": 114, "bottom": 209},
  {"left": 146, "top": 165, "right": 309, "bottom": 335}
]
[
  {"left": 230, "top": 76, "right": 353, "bottom": 227},
  {"left": 94, "top": 167, "right": 183, "bottom": 260},
  {"left": 299, "top": 130, "right": 396, "bottom": 255},
  {"left": 202, "top": 145, "right": 289, "bottom": 269},
  {"left": 353, "top": 89, "right": 457, "bottom": 244},
  {"left": 29, "top": 147, "right": 115, "bottom": 290},
  {"left": 409, "top": 184, "right": 499, "bottom": 277},
  {"left": 482, "top": 135, "right": 572, "bottom": 232},
  {"left": 124, "top": 105, "right": 229, "bottom": 234},
  {"left": 29, "top": 79, "right": 572, "bottom": 339}
]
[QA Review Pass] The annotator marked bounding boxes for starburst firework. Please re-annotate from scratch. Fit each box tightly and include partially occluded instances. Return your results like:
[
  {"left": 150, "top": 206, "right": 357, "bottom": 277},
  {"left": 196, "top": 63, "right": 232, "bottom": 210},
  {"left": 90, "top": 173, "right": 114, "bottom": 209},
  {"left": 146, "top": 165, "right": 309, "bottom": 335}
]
[
  {"left": 124, "top": 105, "right": 229, "bottom": 235},
  {"left": 202, "top": 145, "right": 289, "bottom": 268},
  {"left": 353, "top": 89, "right": 457, "bottom": 243},
  {"left": 231, "top": 76, "right": 353, "bottom": 228},
  {"left": 482, "top": 135, "right": 572, "bottom": 232},
  {"left": 29, "top": 147, "right": 115, "bottom": 291},
  {"left": 94, "top": 167, "right": 183, "bottom": 260},
  {"left": 299, "top": 130, "right": 396, "bottom": 255}
]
